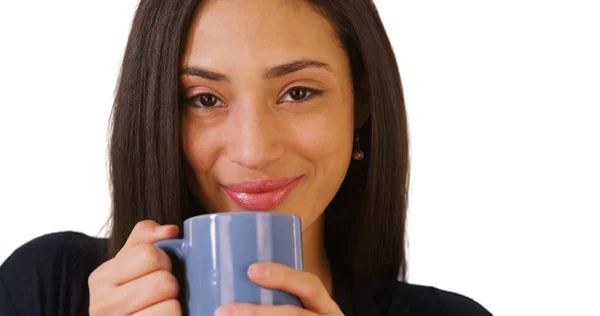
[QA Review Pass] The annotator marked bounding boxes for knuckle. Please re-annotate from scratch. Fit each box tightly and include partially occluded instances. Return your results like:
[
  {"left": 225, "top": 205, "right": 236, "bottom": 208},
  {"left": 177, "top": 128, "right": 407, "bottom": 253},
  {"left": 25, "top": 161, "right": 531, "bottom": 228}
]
[
  {"left": 133, "top": 220, "right": 158, "bottom": 233},
  {"left": 300, "top": 284, "right": 319, "bottom": 298},
  {"left": 136, "top": 219, "right": 158, "bottom": 229},
  {"left": 88, "top": 303, "right": 110, "bottom": 316},
  {"left": 138, "top": 244, "right": 162, "bottom": 269},
  {"left": 152, "top": 270, "right": 179, "bottom": 298},
  {"left": 306, "top": 273, "right": 321, "bottom": 286},
  {"left": 87, "top": 261, "right": 109, "bottom": 288},
  {"left": 163, "top": 299, "right": 182, "bottom": 315},
  {"left": 87, "top": 270, "right": 100, "bottom": 288},
  {"left": 299, "top": 275, "right": 321, "bottom": 297}
]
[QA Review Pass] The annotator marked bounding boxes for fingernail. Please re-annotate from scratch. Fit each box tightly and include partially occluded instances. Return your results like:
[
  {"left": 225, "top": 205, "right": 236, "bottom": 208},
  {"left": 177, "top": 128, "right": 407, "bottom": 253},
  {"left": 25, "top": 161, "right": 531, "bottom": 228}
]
[
  {"left": 215, "top": 305, "right": 234, "bottom": 316},
  {"left": 248, "top": 263, "right": 268, "bottom": 278}
]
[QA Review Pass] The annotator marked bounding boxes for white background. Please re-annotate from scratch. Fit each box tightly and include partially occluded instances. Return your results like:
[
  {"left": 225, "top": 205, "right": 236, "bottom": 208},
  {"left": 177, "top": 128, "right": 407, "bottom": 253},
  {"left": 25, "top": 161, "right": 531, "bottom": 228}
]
[{"left": 1, "top": 1, "right": 598, "bottom": 315}]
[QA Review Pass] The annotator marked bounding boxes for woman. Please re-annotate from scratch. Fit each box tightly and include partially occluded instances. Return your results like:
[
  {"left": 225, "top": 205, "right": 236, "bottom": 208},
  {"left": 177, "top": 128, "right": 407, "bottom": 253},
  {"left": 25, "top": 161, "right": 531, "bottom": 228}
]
[{"left": 0, "top": 0, "right": 491, "bottom": 315}]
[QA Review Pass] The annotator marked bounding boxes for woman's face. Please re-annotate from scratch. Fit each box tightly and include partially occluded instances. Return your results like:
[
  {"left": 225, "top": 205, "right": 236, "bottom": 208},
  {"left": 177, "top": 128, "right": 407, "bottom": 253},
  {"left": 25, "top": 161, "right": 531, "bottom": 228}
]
[{"left": 180, "top": 0, "right": 354, "bottom": 231}]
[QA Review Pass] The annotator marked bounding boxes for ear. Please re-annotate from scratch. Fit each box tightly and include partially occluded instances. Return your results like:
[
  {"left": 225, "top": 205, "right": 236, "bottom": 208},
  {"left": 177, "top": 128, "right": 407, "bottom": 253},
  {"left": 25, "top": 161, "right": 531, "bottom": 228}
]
[{"left": 353, "top": 75, "right": 371, "bottom": 128}]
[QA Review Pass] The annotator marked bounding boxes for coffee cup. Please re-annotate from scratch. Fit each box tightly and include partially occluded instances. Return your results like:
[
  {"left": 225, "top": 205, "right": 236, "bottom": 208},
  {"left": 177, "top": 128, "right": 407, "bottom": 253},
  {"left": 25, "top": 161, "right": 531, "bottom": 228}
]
[{"left": 155, "top": 211, "right": 303, "bottom": 315}]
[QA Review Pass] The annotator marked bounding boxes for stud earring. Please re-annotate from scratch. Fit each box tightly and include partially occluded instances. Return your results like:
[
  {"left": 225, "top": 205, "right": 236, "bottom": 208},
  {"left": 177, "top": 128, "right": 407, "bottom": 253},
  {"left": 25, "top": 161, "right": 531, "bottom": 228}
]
[{"left": 352, "top": 129, "right": 364, "bottom": 160}]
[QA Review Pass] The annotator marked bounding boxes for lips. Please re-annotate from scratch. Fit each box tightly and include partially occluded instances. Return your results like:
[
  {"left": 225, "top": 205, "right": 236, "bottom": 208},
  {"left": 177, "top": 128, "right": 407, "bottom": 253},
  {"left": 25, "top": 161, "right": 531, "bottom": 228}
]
[{"left": 221, "top": 176, "right": 303, "bottom": 210}]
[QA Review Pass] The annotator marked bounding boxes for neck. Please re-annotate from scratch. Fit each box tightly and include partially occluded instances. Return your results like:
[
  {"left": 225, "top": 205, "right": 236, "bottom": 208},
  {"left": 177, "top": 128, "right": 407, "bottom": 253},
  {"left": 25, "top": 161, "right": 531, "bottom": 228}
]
[{"left": 301, "top": 213, "right": 333, "bottom": 296}]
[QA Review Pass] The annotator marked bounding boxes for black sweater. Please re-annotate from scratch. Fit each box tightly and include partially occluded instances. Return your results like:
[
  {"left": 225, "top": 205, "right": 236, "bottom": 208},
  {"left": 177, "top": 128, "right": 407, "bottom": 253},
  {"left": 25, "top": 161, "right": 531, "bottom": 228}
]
[{"left": 0, "top": 232, "right": 492, "bottom": 315}]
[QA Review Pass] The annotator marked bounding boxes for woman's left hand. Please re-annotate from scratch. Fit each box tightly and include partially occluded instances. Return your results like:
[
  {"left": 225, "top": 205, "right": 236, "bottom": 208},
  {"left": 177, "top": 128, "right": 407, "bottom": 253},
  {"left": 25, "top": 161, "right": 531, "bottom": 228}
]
[{"left": 215, "top": 262, "right": 344, "bottom": 316}]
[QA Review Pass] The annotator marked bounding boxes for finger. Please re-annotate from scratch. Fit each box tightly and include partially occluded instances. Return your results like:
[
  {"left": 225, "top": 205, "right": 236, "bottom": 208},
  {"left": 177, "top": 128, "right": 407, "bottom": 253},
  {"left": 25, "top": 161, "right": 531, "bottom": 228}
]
[
  {"left": 247, "top": 262, "right": 341, "bottom": 315},
  {"left": 217, "top": 303, "right": 312, "bottom": 316},
  {"left": 116, "top": 244, "right": 174, "bottom": 285},
  {"left": 121, "top": 220, "right": 179, "bottom": 251},
  {"left": 115, "top": 269, "right": 179, "bottom": 314},
  {"left": 131, "top": 299, "right": 182, "bottom": 316},
  {"left": 91, "top": 244, "right": 173, "bottom": 286}
]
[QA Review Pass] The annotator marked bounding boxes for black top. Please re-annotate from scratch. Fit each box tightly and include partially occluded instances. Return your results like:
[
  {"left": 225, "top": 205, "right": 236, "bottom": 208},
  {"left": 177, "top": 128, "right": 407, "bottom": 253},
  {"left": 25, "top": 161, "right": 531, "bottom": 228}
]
[{"left": 0, "top": 232, "right": 492, "bottom": 315}]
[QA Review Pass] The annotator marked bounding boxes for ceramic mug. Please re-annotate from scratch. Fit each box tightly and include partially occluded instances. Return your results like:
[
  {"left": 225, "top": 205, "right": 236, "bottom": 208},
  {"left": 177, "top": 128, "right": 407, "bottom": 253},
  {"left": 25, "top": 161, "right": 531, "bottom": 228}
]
[{"left": 155, "top": 211, "right": 303, "bottom": 315}]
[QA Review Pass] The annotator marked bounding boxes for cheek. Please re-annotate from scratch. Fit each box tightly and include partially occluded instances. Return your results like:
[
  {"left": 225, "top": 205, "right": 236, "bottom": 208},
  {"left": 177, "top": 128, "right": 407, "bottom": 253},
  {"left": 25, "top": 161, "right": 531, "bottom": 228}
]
[
  {"left": 181, "top": 116, "right": 221, "bottom": 176},
  {"left": 285, "top": 98, "right": 353, "bottom": 226},
  {"left": 288, "top": 100, "right": 354, "bottom": 175},
  {"left": 293, "top": 121, "right": 352, "bottom": 162}
]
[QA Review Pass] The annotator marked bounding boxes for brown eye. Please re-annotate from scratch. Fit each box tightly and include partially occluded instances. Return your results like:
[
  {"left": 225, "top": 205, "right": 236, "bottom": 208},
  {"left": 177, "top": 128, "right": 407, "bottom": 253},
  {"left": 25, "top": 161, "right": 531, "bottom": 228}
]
[
  {"left": 280, "top": 86, "right": 324, "bottom": 104},
  {"left": 288, "top": 87, "right": 309, "bottom": 101},
  {"left": 196, "top": 93, "right": 218, "bottom": 107}
]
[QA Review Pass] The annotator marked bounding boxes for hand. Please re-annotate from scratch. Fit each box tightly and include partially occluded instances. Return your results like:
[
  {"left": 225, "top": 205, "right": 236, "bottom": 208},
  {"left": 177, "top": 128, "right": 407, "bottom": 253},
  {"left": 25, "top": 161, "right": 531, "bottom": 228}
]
[
  {"left": 88, "top": 220, "right": 182, "bottom": 315},
  {"left": 216, "top": 262, "right": 344, "bottom": 316}
]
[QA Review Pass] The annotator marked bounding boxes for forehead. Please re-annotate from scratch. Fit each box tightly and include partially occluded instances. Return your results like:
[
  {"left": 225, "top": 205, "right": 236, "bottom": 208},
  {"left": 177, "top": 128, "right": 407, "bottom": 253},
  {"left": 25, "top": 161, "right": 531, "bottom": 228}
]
[{"left": 182, "top": 0, "right": 347, "bottom": 71}]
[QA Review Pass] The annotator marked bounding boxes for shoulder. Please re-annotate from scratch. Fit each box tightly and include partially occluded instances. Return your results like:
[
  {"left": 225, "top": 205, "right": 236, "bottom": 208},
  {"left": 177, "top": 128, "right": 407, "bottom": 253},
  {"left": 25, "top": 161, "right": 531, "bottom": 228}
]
[
  {"left": 1, "top": 231, "right": 107, "bottom": 273},
  {"left": 433, "top": 286, "right": 491, "bottom": 316},
  {"left": 0, "top": 231, "right": 107, "bottom": 315},
  {"left": 362, "top": 280, "right": 492, "bottom": 316}
]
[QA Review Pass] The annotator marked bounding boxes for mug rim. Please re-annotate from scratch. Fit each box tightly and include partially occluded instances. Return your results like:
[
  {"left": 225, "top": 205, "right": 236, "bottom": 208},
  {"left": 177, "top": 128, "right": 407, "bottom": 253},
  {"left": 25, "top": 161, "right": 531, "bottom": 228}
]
[{"left": 183, "top": 211, "right": 300, "bottom": 224}]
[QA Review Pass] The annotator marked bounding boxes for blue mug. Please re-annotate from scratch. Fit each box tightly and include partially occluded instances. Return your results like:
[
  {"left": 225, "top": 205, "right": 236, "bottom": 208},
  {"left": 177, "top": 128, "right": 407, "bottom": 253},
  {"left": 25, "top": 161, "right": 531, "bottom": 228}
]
[{"left": 155, "top": 211, "right": 303, "bottom": 315}]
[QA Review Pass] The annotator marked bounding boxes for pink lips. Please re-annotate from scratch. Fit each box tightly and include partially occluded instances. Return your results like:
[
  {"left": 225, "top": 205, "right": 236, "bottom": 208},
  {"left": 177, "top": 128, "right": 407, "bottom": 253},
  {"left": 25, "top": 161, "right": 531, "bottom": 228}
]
[{"left": 221, "top": 176, "right": 303, "bottom": 210}]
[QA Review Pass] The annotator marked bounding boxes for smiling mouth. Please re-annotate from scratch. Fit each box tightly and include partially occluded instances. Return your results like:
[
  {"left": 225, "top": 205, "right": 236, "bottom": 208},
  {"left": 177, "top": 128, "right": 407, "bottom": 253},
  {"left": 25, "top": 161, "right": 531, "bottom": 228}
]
[{"left": 220, "top": 176, "right": 304, "bottom": 210}]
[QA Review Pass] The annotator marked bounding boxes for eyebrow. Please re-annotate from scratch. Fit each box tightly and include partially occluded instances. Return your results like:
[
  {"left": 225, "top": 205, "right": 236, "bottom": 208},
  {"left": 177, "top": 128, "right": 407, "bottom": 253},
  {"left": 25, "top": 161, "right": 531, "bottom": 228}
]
[{"left": 180, "top": 59, "right": 332, "bottom": 82}]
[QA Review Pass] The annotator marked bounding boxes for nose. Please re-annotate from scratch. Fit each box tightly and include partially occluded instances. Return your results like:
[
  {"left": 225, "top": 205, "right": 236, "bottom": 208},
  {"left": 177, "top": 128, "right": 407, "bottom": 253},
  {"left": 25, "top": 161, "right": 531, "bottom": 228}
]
[{"left": 226, "top": 103, "right": 284, "bottom": 171}]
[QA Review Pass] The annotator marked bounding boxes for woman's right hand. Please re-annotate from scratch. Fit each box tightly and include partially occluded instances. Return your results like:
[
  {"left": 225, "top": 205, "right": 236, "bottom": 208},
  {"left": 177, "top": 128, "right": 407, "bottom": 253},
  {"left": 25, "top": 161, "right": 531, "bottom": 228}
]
[{"left": 88, "top": 220, "right": 181, "bottom": 315}]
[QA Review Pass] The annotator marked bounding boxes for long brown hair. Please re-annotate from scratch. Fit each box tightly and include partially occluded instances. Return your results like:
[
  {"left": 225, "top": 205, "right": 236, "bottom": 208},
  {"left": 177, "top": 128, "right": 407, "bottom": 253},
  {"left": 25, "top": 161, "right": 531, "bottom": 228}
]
[{"left": 108, "top": 0, "right": 410, "bottom": 287}]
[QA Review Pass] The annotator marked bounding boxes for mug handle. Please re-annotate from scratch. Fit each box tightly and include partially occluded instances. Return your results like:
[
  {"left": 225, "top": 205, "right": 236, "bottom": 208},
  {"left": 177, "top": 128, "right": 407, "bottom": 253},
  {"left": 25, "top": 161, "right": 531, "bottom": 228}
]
[{"left": 155, "top": 239, "right": 185, "bottom": 261}]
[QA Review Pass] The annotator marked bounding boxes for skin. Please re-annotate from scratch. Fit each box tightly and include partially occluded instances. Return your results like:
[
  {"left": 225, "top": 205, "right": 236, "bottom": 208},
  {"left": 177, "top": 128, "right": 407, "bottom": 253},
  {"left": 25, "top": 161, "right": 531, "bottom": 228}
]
[
  {"left": 181, "top": 0, "right": 354, "bottom": 301},
  {"left": 89, "top": 0, "right": 353, "bottom": 315}
]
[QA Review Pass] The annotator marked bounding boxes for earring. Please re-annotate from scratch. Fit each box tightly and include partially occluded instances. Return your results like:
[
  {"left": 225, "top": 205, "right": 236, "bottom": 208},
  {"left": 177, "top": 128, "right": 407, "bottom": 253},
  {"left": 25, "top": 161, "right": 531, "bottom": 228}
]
[{"left": 352, "top": 129, "right": 364, "bottom": 160}]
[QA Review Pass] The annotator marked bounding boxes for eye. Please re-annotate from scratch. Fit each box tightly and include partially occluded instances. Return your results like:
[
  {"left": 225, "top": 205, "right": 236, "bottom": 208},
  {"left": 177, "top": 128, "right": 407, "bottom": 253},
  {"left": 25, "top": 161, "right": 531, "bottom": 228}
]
[
  {"left": 280, "top": 87, "right": 323, "bottom": 103},
  {"left": 187, "top": 93, "right": 224, "bottom": 108}
]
